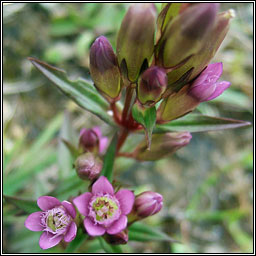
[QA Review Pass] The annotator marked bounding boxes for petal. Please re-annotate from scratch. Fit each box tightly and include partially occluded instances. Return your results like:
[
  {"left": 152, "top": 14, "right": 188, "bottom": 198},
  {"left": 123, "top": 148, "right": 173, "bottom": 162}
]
[
  {"left": 84, "top": 218, "right": 106, "bottom": 236},
  {"left": 92, "top": 126, "right": 102, "bottom": 138},
  {"left": 204, "top": 81, "right": 231, "bottom": 101},
  {"left": 79, "top": 128, "right": 87, "bottom": 137},
  {"left": 92, "top": 176, "right": 114, "bottom": 195},
  {"left": 107, "top": 215, "right": 127, "bottom": 235},
  {"left": 189, "top": 82, "right": 216, "bottom": 102},
  {"left": 73, "top": 192, "right": 92, "bottom": 217},
  {"left": 39, "top": 232, "right": 62, "bottom": 250},
  {"left": 62, "top": 201, "right": 76, "bottom": 219},
  {"left": 24, "top": 212, "right": 44, "bottom": 231},
  {"left": 99, "top": 137, "right": 108, "bottom": 154},
  {"left": 37, "top": 196, "right": 61, "bottom": 211},
  {"left": 115, "top": 189, "right": 135, "bottom": 215},
  {"left": 64, "top": 222, "right": 77, "bottom": 242}
]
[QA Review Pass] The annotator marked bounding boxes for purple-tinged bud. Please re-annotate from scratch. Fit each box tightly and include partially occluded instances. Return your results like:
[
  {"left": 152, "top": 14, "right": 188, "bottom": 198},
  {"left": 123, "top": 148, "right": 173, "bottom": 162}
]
[
  {"left": 90, "top": 36, "right": 121, "bottom": 99},
  {"left": 137, "top": 66, "right": 167, "bottom": 106},
  {"left": 79, "top": 127, "right": 108, "bottom": 154},
  {"left": 156, "top": 3, "right": 219, "bottom": 68},
  {"left": 134, "top": 132, "right": 192, "bottom": 161},
  {"left": 75, "top": 153, "right": 102, "bottom": 181},
  {"left": 117, "top": 4, "right": 157, "bottom": 82},
  {"left": 105, "top": 229, "right": 129, "bottom": 245},
  {"left": 188, "top": 63, "right": 230, "bottom": 102},
  {"left": 134, "top": 191, "right": 163, "bottom": 218}
]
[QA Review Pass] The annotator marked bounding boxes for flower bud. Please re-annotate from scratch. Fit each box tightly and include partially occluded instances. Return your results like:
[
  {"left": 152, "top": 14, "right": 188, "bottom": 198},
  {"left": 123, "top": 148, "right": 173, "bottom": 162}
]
[
  {"left": 79, "top": 127, "right": 108, "bottom": 154},
  {"left": 137, "top": 66, "right": 167, "bottom": 106},
  {"left": 90, "top": 36, "right": 121, "bottom": 99},
  {"left": 75, "top": 152, "right": 103, "bottom": 180},
  {"left": 188, "top": 62, "right": 231, "bottom": 102},
  {"left": 104, "top": 229, "right": 129, "bottom": 245},
  {"left": 167, "top": 9, "right": 233, "bottom": 86},
  {"left": 134, "top": 132, "right": 192, "bottom": 161},
  {"left": 156, "top": 3, "right": 219, "bottom": 68},
  {"left": 116, "top": 4, "right": 157, "bottom": 82},
  {"left": 134, "top": 191, "right": 163, "bottom": 218}
]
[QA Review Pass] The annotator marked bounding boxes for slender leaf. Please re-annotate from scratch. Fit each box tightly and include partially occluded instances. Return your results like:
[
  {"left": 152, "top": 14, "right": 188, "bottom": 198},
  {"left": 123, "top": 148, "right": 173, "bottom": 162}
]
[
  {"left": 154, "top": 114, "right": 251, "bottom": 133},
  {"left": 65, "top": 229, "right": 88, "bottom": 253},
  {"left": 3, "top": 195, "right": 40, "bottom": 214},
  {"left": 101, "top": 133, "right": 118, "bottom": 182},
  {"left": 129, "top": 222, "right": 178, "bottom": 243},
  {"left": 98, "top": 237, "right": 123, "bottom": 253},
  {"left": 28, "top": 57, "right": 115, "bottom": 126},
  {"left": 132, "top": 104, "right": 156, "bottom": 149}
]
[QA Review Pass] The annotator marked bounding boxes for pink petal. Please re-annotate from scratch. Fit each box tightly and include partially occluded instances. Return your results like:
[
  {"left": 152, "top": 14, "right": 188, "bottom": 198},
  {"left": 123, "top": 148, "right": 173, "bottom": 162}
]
[
  {"left": 92, "top": 127, "right": 102, "bottom": 137},
  {"left": 79, "top": 128, "right": 87, "bottom": 137},
  {"left": 99, "top": 137, "right": 108, "bottom": 154},
  {"left": 62, "top": 201, "right": 76, "bottom": 219},
  {"left": 204, "top": 81, "right": 231, "bottom": 101},
  {"left": 24, "top": 212, "right": 44, "bottom": 231},
  {"left": 64, "top": 222, "right": 77, "bottom": 242},
  {"left": 189, "top": 82, "right": 216, "bottom": 102},
  {"left": 92, "top": 176, "right": 114, "bottom": 195},
  {"left": 37, "top": 196, "right": 61, "bottom": 211},
  {"left": 84, "top": 218, "right": 106, "bottom": 236},
  {"left": 107, "top": 215, "right": 127, "bottom": 235},
  {"left": 73, "top": 192, "right": 92, "bottom": 217},
  {"left": 39, "top": 232, "right": 62, "bottom": 250},
  {"left": 115, "top": 189, "right": 135, "bottom": 215}
]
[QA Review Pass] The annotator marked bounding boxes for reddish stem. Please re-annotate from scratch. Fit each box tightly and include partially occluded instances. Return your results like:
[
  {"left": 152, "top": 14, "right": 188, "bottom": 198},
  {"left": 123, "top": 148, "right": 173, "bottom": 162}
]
[
  {"left": 116, "top": 128, "right": 129, "bottom": 153},
  {"left": 110, "top": 102, "right": 121, "bottom": 125}
]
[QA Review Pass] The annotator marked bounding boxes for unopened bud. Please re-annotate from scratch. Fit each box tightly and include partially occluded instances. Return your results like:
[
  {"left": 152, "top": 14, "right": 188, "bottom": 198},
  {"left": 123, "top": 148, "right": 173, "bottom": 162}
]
[
  {"left": 188, "top": 62, "right": 230, "bottom": 102},
  {"left": 134, "top": 191, "right": 163, "bottom": 218},
  {"left": 134, "top": 132, "right": 192, "bottom": 160},
  {"left": 90, "top": 36, "right": 121, "bottom": 99},
  {"left": 156, "top": 3, "right": 219, "bottom": 68},
  {"left": 75, "top": 153, "right": 102, "bottom": 180},
  {"left": 117, "top": 4, "right": 157, "bottom": 82},
  {"left": 137, "top": 66, "right": 167, "bottom": 106},
  {"left": 104, "top": 229, "right": 129, "bottom": 245}
]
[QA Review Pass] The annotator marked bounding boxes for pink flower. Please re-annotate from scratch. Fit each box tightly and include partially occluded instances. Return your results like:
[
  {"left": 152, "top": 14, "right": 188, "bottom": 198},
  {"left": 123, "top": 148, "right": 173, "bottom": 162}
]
[
  {"left": 79, "top": 127, "right": 108, "bottom": 154},
  {"left": 73, "top": 176, "right": 135, "bottom": 236},
  {"left": 188, "top": 62, "right": 231, "bottom": 102},
  {"left": 24, "top": 196, "right": 77, "bottom": 250}
]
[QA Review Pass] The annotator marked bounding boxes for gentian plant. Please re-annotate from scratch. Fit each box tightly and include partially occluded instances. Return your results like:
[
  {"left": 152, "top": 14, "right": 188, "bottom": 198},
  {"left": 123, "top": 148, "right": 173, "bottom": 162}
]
[{"left": 23, "top": 3, "right": 250, "bottom": 252}]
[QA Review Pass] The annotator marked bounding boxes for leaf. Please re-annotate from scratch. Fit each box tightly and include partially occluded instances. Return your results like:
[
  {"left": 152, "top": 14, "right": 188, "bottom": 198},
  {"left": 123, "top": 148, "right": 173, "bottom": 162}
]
[
  {"left": 98, "top": 237, "right": 123, "bottom": 253},
  {"left": 154, "top": 114, "right": 251, "bottom": 133},
  {"left": 101, "top": 133, "right": 118, "bottom": 182},
  {"left": 129, "top": 222, "right": 178, "bottom": 243},
  {"left": 3, "top": 195, "right": 40, "bottom": 214},
  {"left": 28, "top": 57, "right": 115, "bottom": 126},
  {"left": 65, "top": 229, "right": 88, "bottom": 253},
  {"left": 132, "top": 103, "right": 156, "bottom": 149}
]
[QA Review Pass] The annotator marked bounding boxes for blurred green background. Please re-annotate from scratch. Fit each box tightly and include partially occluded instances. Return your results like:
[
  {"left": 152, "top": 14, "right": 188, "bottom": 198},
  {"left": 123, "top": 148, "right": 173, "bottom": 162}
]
[{"left": 3, "top": 3, "right": 253, "bottom": 253}]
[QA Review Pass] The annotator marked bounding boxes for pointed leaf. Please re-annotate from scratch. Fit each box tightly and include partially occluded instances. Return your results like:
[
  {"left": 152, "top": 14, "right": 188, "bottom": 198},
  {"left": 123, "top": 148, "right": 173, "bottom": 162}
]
[
  {"left": 132, "top": 103, "right": 156, "bottom": 149},
  {"left": 154, "top": 114, "right": 251, "bottom": 133},
  {"left": 129, "top": 222, "right": 178, "bottom": 243},
  {"left": 65, "top": 228, "right": 88, "bottom": 253},
  {"left": 101, "top": 132, "right": 118, "bottom": 182},
  {"left": 3, "top": 195, "right": 40, "bottom": 214},
  {"left": 28, "top": 57, "right": 115, "bottom": 126}
]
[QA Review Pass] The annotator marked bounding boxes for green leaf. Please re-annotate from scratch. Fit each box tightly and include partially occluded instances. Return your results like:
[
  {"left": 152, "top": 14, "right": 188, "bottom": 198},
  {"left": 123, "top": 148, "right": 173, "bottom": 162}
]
[
  {"left": 154, "top": 114, "right": 251, "bottom": 133},
  {"left": 129, "top": 222, "right": 178, "bottom": 243},
  {"left": 65, "top": 228, "right": 88, "bottom": 253},
  {"left": 28, "top": 57, "right": 115, "bottom": 126},
  {"left": 3, "top": 195, "right": 40, "bottom": 214},
  {"left": 132, "top": 103, "right": 156, "bottom": 149},
  {"left": 101, "top": 133, "right": 118, "bottom": 182},
  {"left": 98, "top": 237, "right": 123, "bottom": 253}
]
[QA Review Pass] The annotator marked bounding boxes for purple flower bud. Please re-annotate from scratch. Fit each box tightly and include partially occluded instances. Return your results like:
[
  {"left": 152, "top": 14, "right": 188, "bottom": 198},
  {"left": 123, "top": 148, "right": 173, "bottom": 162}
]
[
  {"left": 79, "top": 127, "right": 108, "bottom": 154},
  {"left": 135, "top": 132, "right": 192, "bottom": 161},
  {"left": 188, "top": 63, "right": 231, "bottom": 102},
  {"left": 134, "top": 191, "right": 163, "bottom": 218},
  {"left": 137, "top": 66, "right": 167, "bottom": 106},
  {"left": 105, "top": 229, "right": 129, "bottom": 245},
  {"left": 75, "top": 153, "right": 103, "bottom": 181},
  {"left": 90, "top": 36, "right": 121, "bottom": 99},
  {"left": 117, "top": 4, "right": 157, "bottom": 82}
]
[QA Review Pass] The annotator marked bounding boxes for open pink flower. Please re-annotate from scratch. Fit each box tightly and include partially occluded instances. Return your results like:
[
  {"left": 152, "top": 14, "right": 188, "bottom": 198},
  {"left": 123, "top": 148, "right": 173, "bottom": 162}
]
[
  {"left": 24, "top": 196, "right": 77, "bottom": 250},
  {"left": 73, "top": 176, "right": 135, "bottom": 236},
  {"left": 188, "top": 62, "right": 231, "bottom": 102}
]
